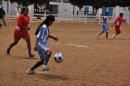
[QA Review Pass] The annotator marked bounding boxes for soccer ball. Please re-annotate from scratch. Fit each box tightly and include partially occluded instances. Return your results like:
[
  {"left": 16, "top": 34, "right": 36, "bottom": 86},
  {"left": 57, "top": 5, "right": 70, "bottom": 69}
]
[{"left": 54, "top": 52, "right": 64, "bottom": 63}]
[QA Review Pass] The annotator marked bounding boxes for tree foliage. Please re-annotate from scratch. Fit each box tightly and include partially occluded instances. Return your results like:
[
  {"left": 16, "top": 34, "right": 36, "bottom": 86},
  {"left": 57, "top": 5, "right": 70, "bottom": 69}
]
[
  {"left": 4, "top": 0, "right": 130, "bottom": 9},
  {"left": 69, "top": 0, "right": 130, "bottom": 9},
  {"left": 4, "top": 0, "right": 49, "bottom": 6}
]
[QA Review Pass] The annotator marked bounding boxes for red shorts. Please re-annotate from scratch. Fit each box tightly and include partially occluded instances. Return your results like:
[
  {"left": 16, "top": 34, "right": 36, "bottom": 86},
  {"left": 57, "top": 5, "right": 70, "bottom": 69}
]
[
  {"left": 14, "top": 29, "right": 29, "bottom": 41},
  {"left": 115, "top": 25, "right": 121, "bottom": 34}
]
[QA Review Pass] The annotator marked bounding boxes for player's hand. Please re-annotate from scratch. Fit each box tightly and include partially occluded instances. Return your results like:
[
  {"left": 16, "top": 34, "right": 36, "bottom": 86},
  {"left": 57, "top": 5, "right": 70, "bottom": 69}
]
[
  {"left": 34, "top": 46, "right": 37, "bottom": 51},
  {"left": 54, "top": 37, "right": 58, "bottom": 42}
]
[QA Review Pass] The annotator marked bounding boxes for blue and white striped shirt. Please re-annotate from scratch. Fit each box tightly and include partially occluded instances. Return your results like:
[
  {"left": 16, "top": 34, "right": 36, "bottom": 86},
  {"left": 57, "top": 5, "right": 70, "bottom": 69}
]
[{"left": 37, "top": 24, "right": 49, "bottom": 43}]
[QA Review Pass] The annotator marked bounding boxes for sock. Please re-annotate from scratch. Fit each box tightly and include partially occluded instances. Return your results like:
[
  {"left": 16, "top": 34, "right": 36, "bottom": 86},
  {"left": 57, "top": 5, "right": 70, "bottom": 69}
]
[
  {"left": 30, "top": 59, "right": 44, "bottom": 70},
  {"left": 44, "top": 53, "right": 51, "bottom": 65}
]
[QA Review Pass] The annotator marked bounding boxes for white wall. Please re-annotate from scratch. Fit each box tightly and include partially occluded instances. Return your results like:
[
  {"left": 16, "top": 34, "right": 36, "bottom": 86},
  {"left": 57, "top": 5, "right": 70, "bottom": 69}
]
[
  {"left": 2, "top": 1, "right": 17, "bottom": 14},
  {"left": 58, "top": 3, "right": 73, "bottom": 18},
  {"left": 50, "top": 2, "right": 74, "bottom": 18}
]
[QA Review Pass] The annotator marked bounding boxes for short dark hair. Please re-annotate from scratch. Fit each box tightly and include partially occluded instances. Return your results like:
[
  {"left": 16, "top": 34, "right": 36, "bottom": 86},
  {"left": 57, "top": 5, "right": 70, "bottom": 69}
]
[
  {"left": 119, "top": 13, "right": 123, "bottom": 17},
  {"left": 20, "top": 6, "right": 28, "bottom": 14}
]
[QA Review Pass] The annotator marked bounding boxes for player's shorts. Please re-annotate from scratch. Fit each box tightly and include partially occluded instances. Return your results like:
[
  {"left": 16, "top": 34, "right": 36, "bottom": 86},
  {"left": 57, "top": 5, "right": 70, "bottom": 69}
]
[
  {"left": 115, "top": 25, "right": 121, "bottom": 34},
  {"left": 37, "top": 42, "right": 50, "bottom": 60},
  {"left": 14, "top": 27, "right": 29, "bottom": 41},
  {"left": 102, "top": 25, "right": 109, "bottom": 32}
]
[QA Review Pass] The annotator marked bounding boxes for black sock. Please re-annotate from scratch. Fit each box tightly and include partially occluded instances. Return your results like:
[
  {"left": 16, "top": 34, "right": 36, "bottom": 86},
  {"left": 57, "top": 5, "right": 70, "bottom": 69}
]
[
  {"left": 44, "top": 53, "right": 51, "bottom": 65},
  {"left": 31, "top": 60, "right": 44, "bottom": 70}
]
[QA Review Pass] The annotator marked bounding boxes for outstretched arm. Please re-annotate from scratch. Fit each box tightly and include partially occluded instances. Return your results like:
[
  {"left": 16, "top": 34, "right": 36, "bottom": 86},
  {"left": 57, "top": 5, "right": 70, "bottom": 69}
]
[
  {"left": 111, "top": 22, "right": 116, "bottom": 27},
  {"left": 49, "top": 35, "right": 58, "bottom": 41},
  {"left": 111, "top": 18, "right": 118, "bottom": 27},
  {"left": 122, "top": 18, "right": 126, "bottom": 22},
  {"left": 34, "top": 38, "right": 38, "bottom": 51}
]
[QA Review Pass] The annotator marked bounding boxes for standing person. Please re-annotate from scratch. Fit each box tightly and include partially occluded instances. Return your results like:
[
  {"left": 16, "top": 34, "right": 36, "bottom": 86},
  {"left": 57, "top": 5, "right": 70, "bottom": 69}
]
[
  {"left": 7, "top": 7, "right": 34, "bottom": 58},
  {"left": 111, "top": 13, "right": 126, "bottom": 39},
  {"left": 0, "top": 7, "right": 6, "bottom": 28},
  {"left": 27, "top": 15, "right": 58, "bottom": 74},
  {"left": 97, "top": 16, "right": 109, "bottom": 39},
  {"left": 15, "top": 5, "right": 21, "bottom": 17}
]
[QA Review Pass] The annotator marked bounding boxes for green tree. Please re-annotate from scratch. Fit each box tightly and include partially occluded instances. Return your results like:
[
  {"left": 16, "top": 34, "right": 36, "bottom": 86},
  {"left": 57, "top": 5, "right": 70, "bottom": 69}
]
[{"left": 4, "top": 0, "right": 50, "bottom": 6}]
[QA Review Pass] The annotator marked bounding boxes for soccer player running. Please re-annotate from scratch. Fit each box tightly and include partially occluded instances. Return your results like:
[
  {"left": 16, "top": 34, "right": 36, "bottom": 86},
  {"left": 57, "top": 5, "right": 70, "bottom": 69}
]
[
  {"left": 7, "top": 7, "right": 34, "bottom": 58},
  {"left": 0, "top": 7, "right": 6, "bottom": 28},
  {"left": 27, "top": 15, "right": 58, "bottom": 74},
  {"left": 97, "top": 16, "right": 109, "bottom": 39},
  {"left": 111, "top": 13, "right": 126, "bottom": 39}
]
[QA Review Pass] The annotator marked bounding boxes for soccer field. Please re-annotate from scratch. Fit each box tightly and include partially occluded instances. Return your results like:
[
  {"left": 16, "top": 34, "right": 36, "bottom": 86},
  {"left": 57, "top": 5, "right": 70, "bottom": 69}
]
[{"left": 0, "top": 19, "right": 130, "bottom": 86}]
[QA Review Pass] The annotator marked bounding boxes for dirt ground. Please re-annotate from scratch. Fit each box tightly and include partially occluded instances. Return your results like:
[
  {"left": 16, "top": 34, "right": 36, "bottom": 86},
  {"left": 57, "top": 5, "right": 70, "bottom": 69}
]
[{"left": 0, "top": 19, "right": 130, "bottom": 86}]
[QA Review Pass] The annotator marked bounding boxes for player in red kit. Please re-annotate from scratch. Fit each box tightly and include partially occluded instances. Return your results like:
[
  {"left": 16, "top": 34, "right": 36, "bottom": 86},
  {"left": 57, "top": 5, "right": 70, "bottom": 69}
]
[
  {"left": 111, "top": 13, "right": 126, "bottom": 39},
  {"left": 7, "top": 7, "right": 34, "bottom": 58}
]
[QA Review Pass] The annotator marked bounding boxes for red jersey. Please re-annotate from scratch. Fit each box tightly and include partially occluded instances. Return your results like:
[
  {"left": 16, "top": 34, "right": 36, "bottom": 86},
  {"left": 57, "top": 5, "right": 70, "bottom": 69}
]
[
  {"left": 17, "top": 14, "right": 30, "bottom": 30},
  {"left": 114, "top": 17, "right": 126, "bottom": 27},
  {"left": 14, "top": 14, "right": 30, "bottom": 41}
]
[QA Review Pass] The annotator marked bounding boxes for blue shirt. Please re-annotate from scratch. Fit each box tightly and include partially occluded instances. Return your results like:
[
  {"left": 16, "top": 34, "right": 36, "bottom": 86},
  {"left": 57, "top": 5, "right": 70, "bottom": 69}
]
[{"left": 37, "top": 24, "right": 49, "bottom": 43}]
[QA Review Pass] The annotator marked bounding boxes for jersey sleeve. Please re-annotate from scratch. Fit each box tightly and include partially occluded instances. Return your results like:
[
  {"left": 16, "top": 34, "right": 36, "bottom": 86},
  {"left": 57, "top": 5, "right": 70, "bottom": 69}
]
[
  {"left": 37, "top": 27, "right": 46, "bottom": 40},
  {"left": 121, "top": 18, "right": 126, "bottom": 22},
  {"left": 28, "top": 16, "right": 30, "bottom": 22}
]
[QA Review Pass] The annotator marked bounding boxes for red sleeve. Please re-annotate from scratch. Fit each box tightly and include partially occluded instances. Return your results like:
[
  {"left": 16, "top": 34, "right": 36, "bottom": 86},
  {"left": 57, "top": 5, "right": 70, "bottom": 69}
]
[
  {"left": 121, "top": 18, "right": 126, "bottom": 22},
  {"left": 28, "top": 16, "right": 30, "bottom": 21}
]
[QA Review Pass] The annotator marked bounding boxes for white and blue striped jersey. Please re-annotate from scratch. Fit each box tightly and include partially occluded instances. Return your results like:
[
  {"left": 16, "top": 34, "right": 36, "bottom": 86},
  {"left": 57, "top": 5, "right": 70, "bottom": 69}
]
[
  {"left": 102, "top": 16, "right": 109, "bottom": 32},
  {"left": 37, "top": 24, "right": 49, "bottom": 50},
  {"left": 37, "top": 24, "right": 49, "bottom": 43}
]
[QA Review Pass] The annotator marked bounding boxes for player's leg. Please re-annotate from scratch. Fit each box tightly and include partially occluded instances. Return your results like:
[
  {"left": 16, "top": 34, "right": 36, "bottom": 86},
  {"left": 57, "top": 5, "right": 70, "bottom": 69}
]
[
  {"left": 7, "top": 41, "right": 19, "bottom": 55},
  {"left": 112, "top": 26, "right": 121, "bottom": 39},
  {"left": 24, "top": 32, "right": 34, "bottom": 58},
  {"left": 115, "top": 30, "right": 121, "bottom": 37},
  {"left": 97, "top": 31, "right": 104, "bottom": 39},
  {"left": 106, "top": 32, "right": 109, "bottom": 39},
  {"left": 112, "top": 30, "right": 121, "bottom": 39},
  {"left": 41, "top": 50, "right": 52, "bottom": 71},
  {"left": 27, "top": 59, "right": 44, "bottom": 74},
  {"left": 44, "top": 50, "right": 52, "bottom": 65},
  {"left": 7, "top": 30, "right": 20, "bottom": 55},
  {"left": 27, "top": 47, "right": 46, "bottom": 74},
  {"left": 3, "top": 18, "right": 6, "bottom": 26}
]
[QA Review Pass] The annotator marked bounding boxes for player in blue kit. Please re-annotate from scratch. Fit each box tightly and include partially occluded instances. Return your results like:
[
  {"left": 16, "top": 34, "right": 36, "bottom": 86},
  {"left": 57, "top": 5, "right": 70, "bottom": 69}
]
[
  {"left": 97, "top": 16, "right": 109, "bottom": 39},
  {"left": 27, "top": 15, "right": 58, "bottom": 74}
]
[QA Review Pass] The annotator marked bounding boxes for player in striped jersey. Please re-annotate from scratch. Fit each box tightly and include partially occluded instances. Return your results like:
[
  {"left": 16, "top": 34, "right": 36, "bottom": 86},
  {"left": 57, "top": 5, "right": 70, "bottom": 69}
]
[
  {"left": 97, "top": 16, "right": 109, "bottom": 39},
  {"left": 27, "top": 15, "right": 58, "bottom": 74}
]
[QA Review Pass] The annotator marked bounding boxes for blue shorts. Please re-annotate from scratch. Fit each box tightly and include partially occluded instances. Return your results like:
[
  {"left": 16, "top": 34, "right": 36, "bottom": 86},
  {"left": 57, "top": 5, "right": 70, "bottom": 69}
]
[
  {"left": 102, "top": 25, "right": 109, "bottom": 32},
  {"left": 37, "top": 46, "right": 47, "bottom": 60}
]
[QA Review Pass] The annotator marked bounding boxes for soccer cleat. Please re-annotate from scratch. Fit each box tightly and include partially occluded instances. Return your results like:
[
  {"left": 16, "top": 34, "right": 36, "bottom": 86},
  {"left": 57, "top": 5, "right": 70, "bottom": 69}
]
[
  {"left": 42, "top": 65, "right": 49, "bottom": 71},
  {"left": 29, "top": 54, "right": 35, "bottom": 58},
  {"left": 27, "top": 69, "right": 35, "bottom": 75}
]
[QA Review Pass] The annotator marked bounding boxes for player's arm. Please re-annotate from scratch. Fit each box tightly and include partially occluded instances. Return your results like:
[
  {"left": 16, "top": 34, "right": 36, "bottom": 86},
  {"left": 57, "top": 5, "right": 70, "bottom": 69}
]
[
  {"left": 111, "top": 22, "right": 116, "bottom": 27},
  {"left": 48, "top": 28, "right": 58, "bottom": 41},
  {"left": 27, "top": 16, "right": 30, "bottom": 30},
  {"left": 48, "top": 34, "right": 58, "bottom": 41},
  {"left": 34, "top": 28, "right": 42, "bottom": 51},
  {"left": 111, "top": 18, "right": 117, "bottom": 27},
  {"left": 34, "top": 38, "right": 38, "bottom": 51},
  {"left": 122, "top": 18, "right": 126, "bottom": 22}
]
